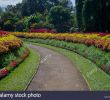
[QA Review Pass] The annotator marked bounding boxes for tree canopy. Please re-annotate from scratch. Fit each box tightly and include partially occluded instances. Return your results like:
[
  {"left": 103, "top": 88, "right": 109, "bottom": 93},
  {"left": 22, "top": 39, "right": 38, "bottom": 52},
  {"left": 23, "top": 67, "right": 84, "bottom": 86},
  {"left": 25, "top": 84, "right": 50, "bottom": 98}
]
[
  {"left": 76, "top": 0, "right": 110, "bottom": 32},
  {"left": 0, "top": 0, "right": 76, "bottom": 32}
]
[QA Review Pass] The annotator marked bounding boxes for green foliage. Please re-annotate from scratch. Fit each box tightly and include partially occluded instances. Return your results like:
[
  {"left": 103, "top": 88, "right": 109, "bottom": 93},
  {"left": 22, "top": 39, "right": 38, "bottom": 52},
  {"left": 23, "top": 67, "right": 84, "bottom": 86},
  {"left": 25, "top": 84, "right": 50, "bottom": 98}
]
[
  {"left": 76, "top": 0, "right": 110, "bottom": 32},
  {"left": 48, "top": 6, "right": 71, "bottom": 32},
  {"left": 3, "top": 20, "right": 14, "bottom": 31},
  {"left": 75, "top": 0, "right": 85, "bottom": 31},
  {"left": 22, "top": 13, "right": 51, "bottom": 30},
  {"left": 22, "top": 0, "right": 39, "bottom": 16},
  {"left": 0, "top": 6, "right": 3, "bottom": 15},
  {"left": 0, "top": 49, "right": 40, "bottom": 91},
  {"left": 0, "top": 47, "right": 26, "bottom": 69},
  {"left": 0, "top": 0, "right": 75, "bottom": 32},
  {"left": 70, "top": 13, "right": 78, "bottom": 32},
  {"left": 82, "top": 0, "right": 101, "bottom": 32},
  {"left": 15, "top": 20, "right": 25, "bottom": 32},
  {"left": 21, "top": 0, "right": 73, "bottom": 16}
]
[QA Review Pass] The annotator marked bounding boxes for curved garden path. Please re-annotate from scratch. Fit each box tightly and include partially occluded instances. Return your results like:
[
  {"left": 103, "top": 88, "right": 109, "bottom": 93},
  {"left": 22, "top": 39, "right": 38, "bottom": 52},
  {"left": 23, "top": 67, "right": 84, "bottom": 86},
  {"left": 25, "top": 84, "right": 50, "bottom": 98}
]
[{"left": 27, "top": 44, "right": 89, "bottom": 91}]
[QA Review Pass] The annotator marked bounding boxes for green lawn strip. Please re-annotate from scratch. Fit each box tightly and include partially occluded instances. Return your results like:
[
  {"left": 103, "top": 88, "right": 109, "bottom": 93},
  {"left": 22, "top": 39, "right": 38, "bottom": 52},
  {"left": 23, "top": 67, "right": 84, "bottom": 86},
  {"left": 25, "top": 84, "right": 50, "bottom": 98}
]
[
  {"left": 0, "top": 49, "right": 40, "bottom": 91},
  {"left": 26, "top": 42, "right": 110, "bottom": 91}
]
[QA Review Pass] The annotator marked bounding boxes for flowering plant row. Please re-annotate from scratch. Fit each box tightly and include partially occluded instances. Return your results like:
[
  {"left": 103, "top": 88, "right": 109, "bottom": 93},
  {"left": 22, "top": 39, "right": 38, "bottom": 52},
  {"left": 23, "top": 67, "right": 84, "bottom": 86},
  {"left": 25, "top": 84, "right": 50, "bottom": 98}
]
[
  {"left": 0, "top": 49, "right": 29, "bottom": 78},
  {"left": 0, "top": 30, "right": 9, "bottom": 37},
  {"left": 13, "top": 32, "right": 110, "bottom": 51},
  {"left": 29, "top": 28, "right": 55, "bottom": 33},
  {"left": 0, "top": 34, "right": 22, "bottom": 53}
]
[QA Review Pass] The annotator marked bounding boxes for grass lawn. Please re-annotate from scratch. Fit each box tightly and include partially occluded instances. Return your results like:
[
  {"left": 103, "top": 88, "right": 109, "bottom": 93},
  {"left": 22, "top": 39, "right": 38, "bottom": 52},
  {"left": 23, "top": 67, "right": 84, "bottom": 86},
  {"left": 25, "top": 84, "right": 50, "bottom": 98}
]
[
  {"left": 0, "top": 49, "right": 40, "bottom": 91},
  {"left": 25, "top": 41, "right": 110, "bottom": 91}
]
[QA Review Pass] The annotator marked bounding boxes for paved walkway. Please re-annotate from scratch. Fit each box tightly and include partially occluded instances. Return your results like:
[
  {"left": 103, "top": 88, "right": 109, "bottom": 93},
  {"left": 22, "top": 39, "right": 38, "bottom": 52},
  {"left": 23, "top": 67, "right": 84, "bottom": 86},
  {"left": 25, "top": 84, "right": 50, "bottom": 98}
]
[{"left": 27, "top": 44, "right": 89, "bottom": 91}]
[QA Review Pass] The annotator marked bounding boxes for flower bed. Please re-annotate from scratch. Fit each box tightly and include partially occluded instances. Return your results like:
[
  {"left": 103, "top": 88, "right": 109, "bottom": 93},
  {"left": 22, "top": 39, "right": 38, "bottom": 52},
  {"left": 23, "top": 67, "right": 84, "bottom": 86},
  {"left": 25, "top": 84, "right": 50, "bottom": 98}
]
[
  {"left": 0, "top": 31, "right": 23, "bottom": 68},
  {"left": 0, "top": 35, "right": 22, "bottom": 53},
  {"left": 0, "top": 49, "right": 29, "bottom": 78},
  {"left": 0, "top": 30, "right": 9, "bottom": 36},
  {"left": 29, "top": 28, "right": 55, "bottom": 33},
  {"left": 12, "top": 32, "right": 110, "bottom": 52},
  {"left": 0, "top": 31, "right": 30, "bottom": 79},
  {"left": 0, "top": 68, "right": 9, "bottom": 78}
]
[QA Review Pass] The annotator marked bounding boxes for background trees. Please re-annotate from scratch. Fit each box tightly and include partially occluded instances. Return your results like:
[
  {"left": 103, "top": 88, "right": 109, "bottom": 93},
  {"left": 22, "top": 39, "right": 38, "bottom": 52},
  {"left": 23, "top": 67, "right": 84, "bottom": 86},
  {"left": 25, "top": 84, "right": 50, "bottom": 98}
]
[
  {"left": 76, "top": 0, "right": 110, "bottom": 32},
  {"left": 48, "top": 6, "right": 71, "bottom": 32},
  {"left": 82, "top": 0, "right": 101, "bottom": 32},
  {"left": 100, "top": 0, "right": 110, "bottom": 32},
  {"left": 0, "top": 0, "right": 76, "bottom": 32},
  {"left": 0, "top": 0, "right": 110, "bottom": 33},
  {"left": 75, "top": 0, "right": 84, "bottom": 31},
  {"left": 0, "top": 7, "right": 3, "bottom": 15}
]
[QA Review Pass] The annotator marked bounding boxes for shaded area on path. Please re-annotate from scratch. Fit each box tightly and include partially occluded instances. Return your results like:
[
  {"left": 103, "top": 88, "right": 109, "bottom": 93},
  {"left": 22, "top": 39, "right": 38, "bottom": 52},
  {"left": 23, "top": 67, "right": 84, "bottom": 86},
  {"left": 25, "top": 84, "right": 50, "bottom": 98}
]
[{"left": 27, "top": 44, "right": 89, "bottom": 91}]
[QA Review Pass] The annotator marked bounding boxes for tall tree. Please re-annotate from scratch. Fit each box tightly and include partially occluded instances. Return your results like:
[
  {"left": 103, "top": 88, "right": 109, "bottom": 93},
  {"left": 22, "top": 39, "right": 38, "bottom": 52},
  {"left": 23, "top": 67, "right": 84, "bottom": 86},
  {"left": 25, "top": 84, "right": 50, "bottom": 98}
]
[
  {"left": 76, "top": 0, "right": 110, "bottom": 32},
  {"left": 21, "top": 0, "right": 73, "bottom": 16},
  {"left": 82, "top": 0, "right": 102, "bottom": 32},
  {"left": 0, "top": 6, "right": 3, "bottom": 14},
  {"left": 22, "top": 0, "right": 38, "bottom": 16},
  {"left": 75, "top": 0, "right": 85, "bottom": 31},
  {"left": 100, "top": 0, "right": 110, "bottom": 32},
  {"left": 48, "top": 6, "right": 71, "bottom": 32}
]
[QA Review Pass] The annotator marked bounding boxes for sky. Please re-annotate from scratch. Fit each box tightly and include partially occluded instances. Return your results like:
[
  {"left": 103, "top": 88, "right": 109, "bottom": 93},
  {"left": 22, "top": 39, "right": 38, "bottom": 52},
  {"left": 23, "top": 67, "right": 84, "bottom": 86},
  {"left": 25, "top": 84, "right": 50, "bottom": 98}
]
[
  {"left": 0, "top": 0, "right": 75, "bottom": 7},
  {"left": 0, "top": 0, "right": 22, "bottom": 7},
  {"left": 71, "top": 0, "right": 75, "bottom": 6}
]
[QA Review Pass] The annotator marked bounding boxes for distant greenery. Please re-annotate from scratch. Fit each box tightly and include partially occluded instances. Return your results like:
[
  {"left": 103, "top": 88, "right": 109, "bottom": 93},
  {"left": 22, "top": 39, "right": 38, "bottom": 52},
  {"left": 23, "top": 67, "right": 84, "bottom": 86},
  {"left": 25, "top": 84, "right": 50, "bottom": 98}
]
[
  {"left": 0, "top": 0, "right": 77, "bottom": 32},
  {"left": 26, "top": 42, "right": 110, "bottom": 90},
  {"left": 1, "top": 0, "right": 110, "bottom": 33},
  {"left": 0, "top": 49, "right": 40, "bottom": 91}
]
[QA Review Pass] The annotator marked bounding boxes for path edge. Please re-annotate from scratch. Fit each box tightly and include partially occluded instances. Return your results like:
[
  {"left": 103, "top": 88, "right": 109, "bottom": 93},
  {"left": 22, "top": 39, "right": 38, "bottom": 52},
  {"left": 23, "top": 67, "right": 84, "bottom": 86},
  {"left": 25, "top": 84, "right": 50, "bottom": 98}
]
[
  {"left": 26, "top": 43, "right": 90, "bottom": 91},
  {"left": 24, "top": 48, "right": 41, "bottom": 91}
]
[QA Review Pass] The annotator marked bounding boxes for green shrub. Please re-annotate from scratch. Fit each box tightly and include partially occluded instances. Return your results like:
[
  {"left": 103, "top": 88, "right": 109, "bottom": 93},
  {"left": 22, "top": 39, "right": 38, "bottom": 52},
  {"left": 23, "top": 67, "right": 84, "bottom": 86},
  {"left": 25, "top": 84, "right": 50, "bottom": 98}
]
[{"left": 0, "top": 46, "right": 26, "bottom": 69}]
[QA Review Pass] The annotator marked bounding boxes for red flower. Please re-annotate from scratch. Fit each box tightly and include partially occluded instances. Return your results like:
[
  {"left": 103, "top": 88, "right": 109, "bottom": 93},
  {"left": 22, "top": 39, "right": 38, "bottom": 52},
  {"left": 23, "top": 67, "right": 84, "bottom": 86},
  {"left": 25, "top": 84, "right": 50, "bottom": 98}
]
[
  {"left": 0, "top": 68, "right": 9, "bottom": 78},
  {"left": 98, "top": 33, "right": 108, "bottom": 37},
  {"left": 29, "top": 28, "right": 55, "bottom": 33},
  {"left": 0, "top": 30, "right": 8, "bottom": 36},
  {"left": 9, "top": 60, "right": 17, "bottom": 67}
]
